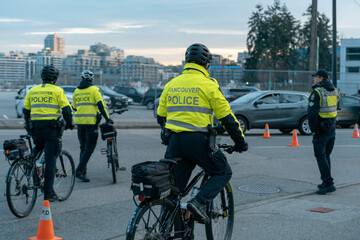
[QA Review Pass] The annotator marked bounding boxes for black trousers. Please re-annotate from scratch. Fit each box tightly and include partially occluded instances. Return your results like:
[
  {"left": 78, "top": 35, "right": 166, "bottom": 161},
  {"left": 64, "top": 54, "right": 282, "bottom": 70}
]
[
  {"left": 32, "top": 128, "right": 61, "bottom": 195},
  {"left": 76, "top": 125, "right": 99, "bottom": 173},
  {"left": 165, "top": 132, "right": 232, "bottom": 204},
  {"left": 312, "top": 125, "right": 336, "bottom": 186}
]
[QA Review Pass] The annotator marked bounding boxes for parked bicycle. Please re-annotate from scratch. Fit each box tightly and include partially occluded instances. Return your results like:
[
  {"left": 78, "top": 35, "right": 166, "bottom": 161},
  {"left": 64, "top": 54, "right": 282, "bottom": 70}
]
[
  {"left": 4, "top": 134, "right": 75, "bottom": 218},
  {"left": 100, "top": 108, "right": 127, "bottom": 184},
  {"left": 126, "top": 143, "right": 236, "bottom": 240}
]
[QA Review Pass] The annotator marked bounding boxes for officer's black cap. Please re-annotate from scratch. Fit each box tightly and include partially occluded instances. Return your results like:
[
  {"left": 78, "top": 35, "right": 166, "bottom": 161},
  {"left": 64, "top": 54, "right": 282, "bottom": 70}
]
[{"left": 312, "top": 69, "right": 328, "bottom": 79}]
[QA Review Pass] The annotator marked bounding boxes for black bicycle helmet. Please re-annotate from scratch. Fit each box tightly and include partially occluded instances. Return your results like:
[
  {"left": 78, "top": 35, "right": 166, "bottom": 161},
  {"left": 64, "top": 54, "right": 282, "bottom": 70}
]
[
  {"left": 81, "top": 70, "right": 95, "bottom": 81},
  {"left": 41, "top": 65, "right": 59, "bottom": 82},
  {"left": 185, "top": 43, "right": 212, "bottom": 69}
]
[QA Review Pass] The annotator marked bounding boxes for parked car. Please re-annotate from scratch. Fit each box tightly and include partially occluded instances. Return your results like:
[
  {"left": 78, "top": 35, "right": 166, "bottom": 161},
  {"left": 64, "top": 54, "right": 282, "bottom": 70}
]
[
  {"left": 60, "top": 85, "right": 112, "bottom": 107},
  {"left": 113, "top": 86, "right": 144, "bottom": 103},
  {"left": 337, "top": 95, "right": 360, "bottom": 128},
  {"left": 96, "top": 85, "right": 131, "bottom": 108},
  {"left": 15, "top": 85, "right": 36, "bottom": 118},
  {"left": 214, "top": 90, "right": 311, "bottom": 135},
  {"left": 220, "top": 86, "right": 260, "bottom": 102},
  {"left": 143, "top": 88, "right": 163, "bottom": 110}
]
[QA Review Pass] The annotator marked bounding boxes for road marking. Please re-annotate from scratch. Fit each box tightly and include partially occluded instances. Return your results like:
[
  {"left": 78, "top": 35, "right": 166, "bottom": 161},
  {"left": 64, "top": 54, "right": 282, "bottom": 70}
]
[{"left": 252, "top": 145, "right": 359, "bottom": 149}]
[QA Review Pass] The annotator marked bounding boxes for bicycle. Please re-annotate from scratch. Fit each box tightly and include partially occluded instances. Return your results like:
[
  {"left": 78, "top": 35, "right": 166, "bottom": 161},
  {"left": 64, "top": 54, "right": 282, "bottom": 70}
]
[
  {"left": 100, "top": 108, "right": 128, "bottom": 184},
  {"left": 126, "top": 144, "right": 236, "bottom": 240},
  {"left": 4, "top": 134, "right": 75, "bottom": 218}
]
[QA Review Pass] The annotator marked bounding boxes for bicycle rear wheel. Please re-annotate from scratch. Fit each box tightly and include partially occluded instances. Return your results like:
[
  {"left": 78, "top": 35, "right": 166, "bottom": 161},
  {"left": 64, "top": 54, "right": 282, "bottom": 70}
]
[
  {"left": 6, "top": 160, "right": 38, "bottom": 218},
  {"left": 126, "top": 198, "right": 183, "bottom": 240},
  {"left": 107, "top": 140, "right": 117, "bottom": 184},
  {"left": 205, "top": 183, "right": 234, "bottom": 240},
  {"left": 53, "top": 150, "right": 75, "bottom": 201}
]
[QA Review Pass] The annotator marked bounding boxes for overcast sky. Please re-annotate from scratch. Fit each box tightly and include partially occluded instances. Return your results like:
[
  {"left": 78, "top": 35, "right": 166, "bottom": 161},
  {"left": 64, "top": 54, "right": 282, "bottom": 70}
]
[{"left": 1, "top": 0, "right": 359, "bottom": 65}]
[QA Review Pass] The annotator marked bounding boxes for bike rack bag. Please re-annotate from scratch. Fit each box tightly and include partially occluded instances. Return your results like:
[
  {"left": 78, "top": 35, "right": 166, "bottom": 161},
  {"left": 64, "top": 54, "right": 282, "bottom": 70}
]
[
  {"left": 3, "top": 139, "right": 29, "bottom": 161},
  {"left": 131, "top": 161, "right": 172, "bottom": 199},
  {"left": 100, "top": 123, "right": 117, "bottom": 140}
]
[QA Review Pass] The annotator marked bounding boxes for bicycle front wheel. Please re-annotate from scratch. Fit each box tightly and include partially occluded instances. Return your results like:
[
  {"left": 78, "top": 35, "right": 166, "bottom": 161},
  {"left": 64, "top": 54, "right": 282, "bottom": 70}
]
[
  {"left": 205, "top": 183, "right": 234, "bottom": 240},
  {"left": 108, "top": 141, "right": 117, "bottom": 184},
  {"left": 126, "top": 198, "right": 183, "bottom": 240},
  {"left": 53, "top": 150, "right": 75, "bottom": 201},
  {"left": 6, "top": 160, "right": 38, "bottom": 218}
]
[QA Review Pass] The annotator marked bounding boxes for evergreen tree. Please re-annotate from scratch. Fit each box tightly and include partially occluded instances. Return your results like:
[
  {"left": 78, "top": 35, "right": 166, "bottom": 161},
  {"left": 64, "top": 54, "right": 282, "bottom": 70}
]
[{"left": 298, "top": 5, "right": 333, "bottom": 71}]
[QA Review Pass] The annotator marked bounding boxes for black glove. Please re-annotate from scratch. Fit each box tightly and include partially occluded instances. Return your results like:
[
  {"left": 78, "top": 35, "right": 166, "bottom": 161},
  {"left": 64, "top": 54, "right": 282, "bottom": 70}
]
[
  {"left": 24, "top": 121, "right": 32, "bottom": 133},
  {"left": 234, "top": 142, "right": 248, "bottom": 153},
  {"left": 65, "top": 123, "right": 75, "bottom": 130},
  {"left": 106, "top": 119, "right": 114, "bottom": 125}
]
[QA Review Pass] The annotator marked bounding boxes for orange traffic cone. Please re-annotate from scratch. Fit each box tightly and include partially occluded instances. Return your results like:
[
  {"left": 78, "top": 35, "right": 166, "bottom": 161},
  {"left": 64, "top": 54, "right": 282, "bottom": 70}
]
[
  {"left": 288, "top": 130, "right": 301, "bottom": 147},
  {"left": 29, "top": 200, "right": 62, "bottom": 240},
  {"left": 262, "top": 123, "right": 271, "bottom": 138},
  {"left": 352, "top": 124, "right": 360, "bottom": 138}
]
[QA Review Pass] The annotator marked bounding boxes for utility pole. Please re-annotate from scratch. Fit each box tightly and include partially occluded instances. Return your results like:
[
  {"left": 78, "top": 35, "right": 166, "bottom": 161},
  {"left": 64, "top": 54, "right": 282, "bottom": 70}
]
[
  {"left": 309, "top": 0, "right": 318, "bottom": 72},
  {"left": 332, "top": 0, "right": 337, "bottom": 87}
]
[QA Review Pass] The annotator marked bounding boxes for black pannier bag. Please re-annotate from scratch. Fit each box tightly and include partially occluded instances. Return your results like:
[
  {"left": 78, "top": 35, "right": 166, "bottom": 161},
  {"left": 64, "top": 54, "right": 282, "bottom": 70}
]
[
  {"left": 3, "top": 139, "right": 29, "bottom": 161},
  {"left": 131, "top": 161, "right": 172, "bottom": 199},
  {"left": 100, "top": 123, "right": 117, "bottom": 140}
]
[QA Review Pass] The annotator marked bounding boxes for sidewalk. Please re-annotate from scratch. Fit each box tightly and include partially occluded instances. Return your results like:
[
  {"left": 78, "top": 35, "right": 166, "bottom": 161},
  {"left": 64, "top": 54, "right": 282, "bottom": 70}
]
[
  {"left": 0, "top": 118, "right": 159, "bottom": 129},
  {"left": 232, "top": 182, "right": 360, "bottom": 240}
]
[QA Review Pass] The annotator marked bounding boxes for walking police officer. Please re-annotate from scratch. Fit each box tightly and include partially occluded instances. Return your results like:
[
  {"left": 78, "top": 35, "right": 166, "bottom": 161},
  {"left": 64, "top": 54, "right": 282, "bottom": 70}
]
[
  {"left": 308, "top": 69, "right": 340, "bottom": 195},
  {"left": 157, "top": 43, "right": 248, "bottom": 224},
  {"left": 23, "top": 65, "right": 74, "bottom": 202},
  {"left": 73, "top": 70, "right": 112, "bottom": 182}
]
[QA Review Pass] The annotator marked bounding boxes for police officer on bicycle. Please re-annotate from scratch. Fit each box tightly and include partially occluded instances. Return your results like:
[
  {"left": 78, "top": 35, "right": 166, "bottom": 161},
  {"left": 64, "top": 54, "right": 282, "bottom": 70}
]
[
  {"left": 157, "top": 43, "right": 248, "bottom": 224},
  {"left": 308, "top": 69, "right": 340, "bottom": 194},
  {"left": 23, "top": 65, "right": 74, "bottom": 202},
  {"left": 73, "top": 70, "right": 113, "bottom": 182}
]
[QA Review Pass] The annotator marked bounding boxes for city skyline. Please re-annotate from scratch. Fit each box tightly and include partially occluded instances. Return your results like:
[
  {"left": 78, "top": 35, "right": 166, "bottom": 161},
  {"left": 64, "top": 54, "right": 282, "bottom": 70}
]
[{"left": 1, "top": 0, "right": 360, "bottom": 65}]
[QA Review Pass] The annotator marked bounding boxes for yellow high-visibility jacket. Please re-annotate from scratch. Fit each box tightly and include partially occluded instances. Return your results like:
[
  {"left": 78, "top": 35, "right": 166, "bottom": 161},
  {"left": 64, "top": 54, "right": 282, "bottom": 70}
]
[
  {"left": 73, "top": 86, "right": 109, "bottom": 125},
  {"left": 24, "top": 83, "right": 71, "bottom": 120},
  {"left": 157, "top": 63, "right": 243, "bottom": 137}
]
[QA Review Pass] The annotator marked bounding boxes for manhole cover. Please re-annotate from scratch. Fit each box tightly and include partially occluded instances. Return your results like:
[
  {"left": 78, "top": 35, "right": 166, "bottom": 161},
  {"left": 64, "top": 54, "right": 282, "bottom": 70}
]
[{"left": 238, "top": 184, "right": 280, "bottom": 194}]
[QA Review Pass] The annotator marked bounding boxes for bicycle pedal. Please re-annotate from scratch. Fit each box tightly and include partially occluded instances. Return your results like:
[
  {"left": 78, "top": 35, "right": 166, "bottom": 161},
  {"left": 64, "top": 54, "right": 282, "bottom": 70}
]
[
  {"left": 100, "top": 148, "right": 107, "bottom": 155},
  {"left": 119, "top": 167, "right": 126, "bottom": 171}
]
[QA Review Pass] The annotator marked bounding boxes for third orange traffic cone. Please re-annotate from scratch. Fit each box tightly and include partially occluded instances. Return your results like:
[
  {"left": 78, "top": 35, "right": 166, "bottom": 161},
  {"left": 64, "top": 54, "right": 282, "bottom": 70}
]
[
  {"left": 352, "top": 124, "right": 360, "bottom": 138},
  {"left": 262, "top": 123, "right": 271, "bottom": 138},
  {"left": 29, "top": 200, "right": 62, "bottom": 240},
  {"left": 288, "top": 130, "right": 301, "bottom": 147}
]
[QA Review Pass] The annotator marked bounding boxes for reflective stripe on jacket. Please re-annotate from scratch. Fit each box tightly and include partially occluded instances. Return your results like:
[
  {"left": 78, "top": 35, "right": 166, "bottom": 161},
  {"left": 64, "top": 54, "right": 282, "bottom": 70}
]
[
  {"left": 314, "top": 87, "right": 340, "bottom": 118},
  {"left": 73, "top": 86, "right": 109, "bottom": 125},
  {"left": 157, "top": 62, "right": 242, "bottom": 134},
  {"left": 24, "top": 83, "right": 70, "bottom": 121}
]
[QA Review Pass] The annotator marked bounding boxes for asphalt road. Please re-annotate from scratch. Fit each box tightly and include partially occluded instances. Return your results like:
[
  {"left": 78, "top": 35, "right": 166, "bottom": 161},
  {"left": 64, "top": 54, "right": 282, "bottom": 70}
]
[{"left": 1, "top": 128, "right": 360, "bottom": 239}]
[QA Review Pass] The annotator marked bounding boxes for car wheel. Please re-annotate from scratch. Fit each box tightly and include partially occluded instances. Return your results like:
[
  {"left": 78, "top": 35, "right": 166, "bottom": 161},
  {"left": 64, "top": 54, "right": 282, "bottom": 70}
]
[
  {"left": 146, "top": 100, "right": 154, "bottom": 110},
  {"left": 298, "top": 117, "right": 311, "bottom": 135},
  {"left": 279, "top": 128, "right": 293, "bottom": 134},
  {"left": 236, "top": 116, "right": 247, "bottom": 134}
]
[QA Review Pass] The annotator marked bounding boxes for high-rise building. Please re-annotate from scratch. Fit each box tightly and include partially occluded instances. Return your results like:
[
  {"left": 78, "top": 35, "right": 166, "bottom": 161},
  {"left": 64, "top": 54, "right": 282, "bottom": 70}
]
[{"left": 44, "top": 33, "right": 65, "bottom": 55}]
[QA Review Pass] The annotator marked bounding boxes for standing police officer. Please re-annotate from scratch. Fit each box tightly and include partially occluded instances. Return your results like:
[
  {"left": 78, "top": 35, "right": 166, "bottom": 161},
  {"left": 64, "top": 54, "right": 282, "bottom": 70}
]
[
  {"left": 157, "top": 43, "right": 248, "bottom": 224},
  {"left": 23, "top": 65, "right": 74, "bottom": 202},
  {"left": 73, "top": 70, "right": 112, "bottom": 182},
  {"left": 308, "top": 69, "right": 340, "bottom": 195}
]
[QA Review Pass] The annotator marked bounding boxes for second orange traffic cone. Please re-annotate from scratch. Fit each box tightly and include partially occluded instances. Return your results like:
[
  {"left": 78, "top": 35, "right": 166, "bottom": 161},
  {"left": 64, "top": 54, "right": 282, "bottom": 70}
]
[
  {"left": 288, "top": 130, "right": 301, "bottom": 147},
  {"left": 352, "top": 124, "right": 360, "bottom": 138},
  {"left": 262, "top": 123, "right": 271, "bottom": 138},
  {"left": 29, "top": 200, "right": 62, "bottom": 240}
]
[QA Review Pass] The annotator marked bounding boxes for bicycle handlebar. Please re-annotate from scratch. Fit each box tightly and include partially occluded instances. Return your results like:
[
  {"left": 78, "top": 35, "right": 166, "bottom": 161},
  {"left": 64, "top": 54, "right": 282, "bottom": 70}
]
[
  {"left": 109, "top": 108, "right": 128, "bottom": 116},
  {"left": 218, "top": 144, "right": 236, "bottom": 154}
]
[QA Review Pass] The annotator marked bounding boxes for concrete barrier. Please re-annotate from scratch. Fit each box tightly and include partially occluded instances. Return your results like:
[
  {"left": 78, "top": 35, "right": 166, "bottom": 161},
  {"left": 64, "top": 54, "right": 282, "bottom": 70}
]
[{"left": 0, "top": 118, "right": 159, "bottom": 129}]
